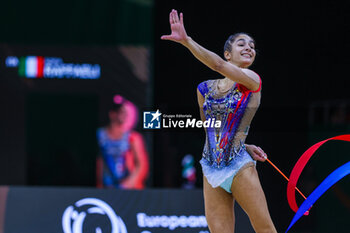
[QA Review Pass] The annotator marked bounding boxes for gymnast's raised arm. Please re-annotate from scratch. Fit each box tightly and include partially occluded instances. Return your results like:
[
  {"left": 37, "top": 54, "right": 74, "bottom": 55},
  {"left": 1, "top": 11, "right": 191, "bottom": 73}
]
[{"left": 161, "top": 9, "right": 260, "bottom": 92}]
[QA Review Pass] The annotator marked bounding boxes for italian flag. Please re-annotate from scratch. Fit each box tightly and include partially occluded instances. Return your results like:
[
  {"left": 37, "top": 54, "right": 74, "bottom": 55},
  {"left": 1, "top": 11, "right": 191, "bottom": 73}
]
[{"left": 18, "top": 56, "right": 45, "bottom": 78}]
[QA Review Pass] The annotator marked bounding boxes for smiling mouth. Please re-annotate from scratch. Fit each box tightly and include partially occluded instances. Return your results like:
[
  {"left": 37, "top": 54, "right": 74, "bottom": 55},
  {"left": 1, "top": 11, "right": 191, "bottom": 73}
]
[{"left": 241, "top": 53, "right": 252, "bottom": 58}]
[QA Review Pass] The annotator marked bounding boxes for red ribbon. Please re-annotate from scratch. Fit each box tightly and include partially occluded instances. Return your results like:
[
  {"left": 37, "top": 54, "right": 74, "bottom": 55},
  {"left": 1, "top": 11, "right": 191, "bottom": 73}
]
[{"left": 287, "top": 134, "right": 350, "bottom": 213}]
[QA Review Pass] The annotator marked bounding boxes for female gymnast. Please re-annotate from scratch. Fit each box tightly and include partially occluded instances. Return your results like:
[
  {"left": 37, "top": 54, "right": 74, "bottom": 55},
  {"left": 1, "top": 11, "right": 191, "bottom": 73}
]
[
  {"left": 96, "top": 95, "right": 149, "bottom": 189},
  {"left": 161, "top": 9, "right": 277, "bottom": 233}
]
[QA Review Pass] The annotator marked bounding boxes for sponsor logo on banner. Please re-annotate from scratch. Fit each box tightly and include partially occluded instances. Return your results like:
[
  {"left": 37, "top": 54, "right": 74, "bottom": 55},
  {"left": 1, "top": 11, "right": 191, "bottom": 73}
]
[
  {"left": 62, "top": 198, "right": 127, "bottom": 233},
  {"left": 137, "top": 213, "right": 208, "bottom": 230},
  {"left": 143, "top": 110, "right": 221, "bottom": 129}
]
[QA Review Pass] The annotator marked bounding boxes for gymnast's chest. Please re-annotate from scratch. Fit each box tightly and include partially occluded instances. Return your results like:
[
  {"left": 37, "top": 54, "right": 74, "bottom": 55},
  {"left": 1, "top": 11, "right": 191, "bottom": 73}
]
[{"left": 203, "top": 87, "right": 245, "bottom": 115}]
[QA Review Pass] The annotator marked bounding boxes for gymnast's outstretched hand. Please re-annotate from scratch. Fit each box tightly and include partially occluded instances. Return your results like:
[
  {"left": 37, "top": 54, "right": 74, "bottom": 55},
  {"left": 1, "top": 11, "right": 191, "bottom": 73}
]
[{"left": 161, "top": 9, "right": 188, "bottom": 44}]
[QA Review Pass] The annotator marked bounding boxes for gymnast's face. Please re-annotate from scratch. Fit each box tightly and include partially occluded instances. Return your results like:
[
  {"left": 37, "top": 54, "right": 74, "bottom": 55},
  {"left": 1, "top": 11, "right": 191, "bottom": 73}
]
[
  {"left": 109, "top": 105, "right": 127, "bottom": 125},
  {"left": 225, "top": 34, "right": 256, "bottom": 68}
]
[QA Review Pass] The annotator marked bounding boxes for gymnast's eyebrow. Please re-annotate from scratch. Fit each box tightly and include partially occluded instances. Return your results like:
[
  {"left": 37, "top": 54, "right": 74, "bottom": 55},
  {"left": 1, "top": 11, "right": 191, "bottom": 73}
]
[{"left": 236, "top": 38, "right": 255, "bottom": 44}]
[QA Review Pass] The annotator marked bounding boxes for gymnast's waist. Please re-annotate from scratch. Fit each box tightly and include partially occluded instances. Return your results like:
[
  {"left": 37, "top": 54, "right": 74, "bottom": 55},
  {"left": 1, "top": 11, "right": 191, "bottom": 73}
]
[{"left": 202, "top": 142, "right": 247, "bottom": 168}]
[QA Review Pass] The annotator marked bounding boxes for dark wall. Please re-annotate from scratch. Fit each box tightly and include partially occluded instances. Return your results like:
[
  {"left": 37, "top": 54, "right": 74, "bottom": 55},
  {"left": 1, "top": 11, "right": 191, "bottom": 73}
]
[{"left": 0, "top": 0, "right": 153, "bottom": 45}]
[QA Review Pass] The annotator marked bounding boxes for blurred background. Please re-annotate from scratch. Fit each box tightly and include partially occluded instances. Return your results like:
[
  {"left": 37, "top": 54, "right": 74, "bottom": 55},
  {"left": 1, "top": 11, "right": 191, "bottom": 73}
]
[{"left": 0, "top": 0, "right": 349, "bottom": 232}]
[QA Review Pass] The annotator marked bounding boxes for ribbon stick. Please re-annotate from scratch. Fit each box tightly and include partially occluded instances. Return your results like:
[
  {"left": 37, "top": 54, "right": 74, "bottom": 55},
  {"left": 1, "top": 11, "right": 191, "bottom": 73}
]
[
  {"left": 286, "top": 161, "right": 350, "bottom": 232},
  {"left": 266, "top": 158, "right": 311, "bottom": 215},
  {"left": 266, "top": 158, "right": 307, "bottom": 200}
]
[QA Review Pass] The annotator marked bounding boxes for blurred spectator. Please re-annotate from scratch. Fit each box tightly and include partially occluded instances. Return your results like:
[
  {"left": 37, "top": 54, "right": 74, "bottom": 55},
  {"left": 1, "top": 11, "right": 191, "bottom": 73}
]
[
  {"left": 181, "top": 154, "right": 197, "bottom": 189},
  {"left": 96, "top": 95, "right": 149, "bottom": 189}
]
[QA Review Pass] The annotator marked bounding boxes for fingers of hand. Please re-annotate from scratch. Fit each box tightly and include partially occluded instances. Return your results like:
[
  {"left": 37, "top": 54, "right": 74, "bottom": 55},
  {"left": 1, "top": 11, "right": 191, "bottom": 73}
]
[
  {"left": 170, "top": 9, "right": 181, "bottom": 24},
  {"left": 169, "top": 10, "right": 174, "bottom": 24},
  {"left": 180, "top": 12, "right": 184, "bottom": 25},
  {"left": 160, "top": 35, "right": 171, "bottom": 40},
  {"left": 174, "top": 9, "right": 180, "bottom": 23},
  {"left": 251, "top": 148, "right": 265, "bottom": 161},
  {"left": 257, "top": 146, "right": 267, "bottom": 159},
  {"left": 171, "top": 9, "right": 177, "bottom": 24},
  {"left": 253, "top": 153, "right": 264, "bottom": 162}
]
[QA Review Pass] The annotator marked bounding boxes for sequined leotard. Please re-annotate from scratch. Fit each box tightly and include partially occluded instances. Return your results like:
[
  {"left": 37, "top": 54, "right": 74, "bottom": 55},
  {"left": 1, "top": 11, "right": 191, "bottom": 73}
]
[
  {"left": 198, "top": 77, "right": 261, "bottom": 190},
  {"left": 97, "top": 128, "right": 130, "bottom": 187}
]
